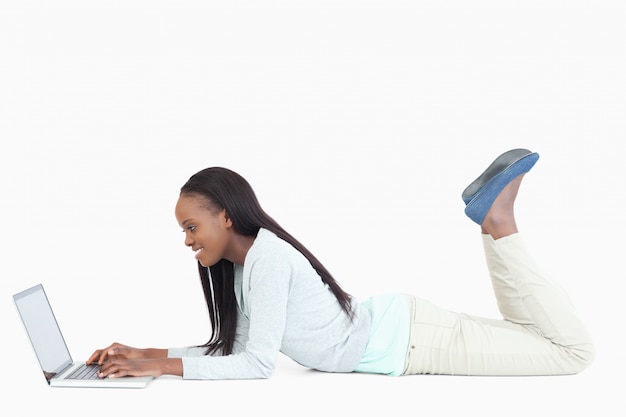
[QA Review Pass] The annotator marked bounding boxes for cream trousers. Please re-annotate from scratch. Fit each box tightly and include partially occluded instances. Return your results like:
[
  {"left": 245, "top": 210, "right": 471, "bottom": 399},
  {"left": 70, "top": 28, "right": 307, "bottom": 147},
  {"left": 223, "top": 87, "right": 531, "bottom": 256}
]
[{"left": 402, "top": 233, "right": 595, "bottom": 376}]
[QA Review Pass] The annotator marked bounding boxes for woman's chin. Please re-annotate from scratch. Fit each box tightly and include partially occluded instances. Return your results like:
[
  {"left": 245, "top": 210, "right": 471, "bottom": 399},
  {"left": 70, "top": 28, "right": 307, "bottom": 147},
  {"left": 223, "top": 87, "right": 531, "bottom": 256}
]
[{"left": 197, "top": 256, "right": 220, "bottom": 268}]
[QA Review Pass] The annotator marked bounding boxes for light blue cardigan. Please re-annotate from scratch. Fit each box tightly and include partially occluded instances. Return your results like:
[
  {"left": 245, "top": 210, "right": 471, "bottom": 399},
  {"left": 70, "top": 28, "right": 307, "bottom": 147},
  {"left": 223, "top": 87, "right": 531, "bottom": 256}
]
[{"left": 168, "top": 228, "right": 372, "bottom": 379}]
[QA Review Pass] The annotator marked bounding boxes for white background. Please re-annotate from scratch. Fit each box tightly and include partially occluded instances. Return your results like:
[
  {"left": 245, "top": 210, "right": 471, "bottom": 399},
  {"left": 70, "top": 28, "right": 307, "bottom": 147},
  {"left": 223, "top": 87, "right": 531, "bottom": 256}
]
[{"left": 1, "top": 0, "right": 624, "bottom": 415}]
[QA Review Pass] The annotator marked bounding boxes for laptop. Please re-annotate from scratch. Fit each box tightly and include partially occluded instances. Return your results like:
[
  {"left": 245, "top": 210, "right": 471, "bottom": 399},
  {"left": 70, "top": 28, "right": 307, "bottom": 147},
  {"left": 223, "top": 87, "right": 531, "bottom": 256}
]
[{"left": 13, "top": 283, "right": 154, "bottom": 388}]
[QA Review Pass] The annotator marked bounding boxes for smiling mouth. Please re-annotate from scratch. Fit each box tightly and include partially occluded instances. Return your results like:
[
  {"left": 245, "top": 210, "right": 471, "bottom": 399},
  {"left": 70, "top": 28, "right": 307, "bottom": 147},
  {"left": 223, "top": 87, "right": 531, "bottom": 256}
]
[{"left": 194, "top": 247, "right": 204, "bottom": 258}]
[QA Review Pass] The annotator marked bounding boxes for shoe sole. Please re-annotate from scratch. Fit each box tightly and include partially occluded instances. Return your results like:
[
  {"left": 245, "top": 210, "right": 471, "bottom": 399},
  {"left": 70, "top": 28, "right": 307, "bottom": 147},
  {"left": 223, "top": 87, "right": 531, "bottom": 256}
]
[{"left": 462, "top": 149, "right": 535, "bottom": 204}]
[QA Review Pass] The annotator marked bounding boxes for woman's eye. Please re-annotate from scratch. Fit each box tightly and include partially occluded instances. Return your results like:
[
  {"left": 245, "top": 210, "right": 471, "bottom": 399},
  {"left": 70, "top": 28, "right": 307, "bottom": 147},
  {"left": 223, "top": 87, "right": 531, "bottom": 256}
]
[{"left": 187, "top": 225, "right": 197, "bottom": 232}]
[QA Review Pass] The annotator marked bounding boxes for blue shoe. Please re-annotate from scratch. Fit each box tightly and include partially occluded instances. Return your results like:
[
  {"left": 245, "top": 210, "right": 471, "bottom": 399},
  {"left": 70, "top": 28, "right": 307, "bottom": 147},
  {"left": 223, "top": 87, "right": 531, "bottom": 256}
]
[{"left": 462, "top": 148, "right": 539, "bottom": 225}]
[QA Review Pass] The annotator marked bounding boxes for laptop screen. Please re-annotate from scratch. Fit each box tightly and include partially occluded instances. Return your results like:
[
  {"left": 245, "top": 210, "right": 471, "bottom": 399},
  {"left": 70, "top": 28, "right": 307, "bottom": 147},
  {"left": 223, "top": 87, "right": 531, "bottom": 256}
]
[{"left": 13, "top": 284, "right": 73, "bottom": 382}]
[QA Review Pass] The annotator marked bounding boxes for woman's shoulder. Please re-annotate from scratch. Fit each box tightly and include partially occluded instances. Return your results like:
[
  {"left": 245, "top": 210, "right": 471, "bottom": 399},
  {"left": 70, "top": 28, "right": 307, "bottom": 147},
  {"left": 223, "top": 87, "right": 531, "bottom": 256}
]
[
  {"left": 248, "top": 228, "right": 300, "bottom": 260},
  {"left": 243, "top": 229, "right": 310, "bottom": 279},
  {"left": 254, "top": 228, "right": 287, "bottom": 248}
]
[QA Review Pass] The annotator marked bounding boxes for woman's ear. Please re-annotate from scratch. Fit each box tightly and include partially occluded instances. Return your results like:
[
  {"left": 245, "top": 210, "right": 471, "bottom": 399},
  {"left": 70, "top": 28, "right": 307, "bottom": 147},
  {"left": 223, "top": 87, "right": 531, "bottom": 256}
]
[{"left": 221, "top": 209, "right": 233, "bottom": 228}]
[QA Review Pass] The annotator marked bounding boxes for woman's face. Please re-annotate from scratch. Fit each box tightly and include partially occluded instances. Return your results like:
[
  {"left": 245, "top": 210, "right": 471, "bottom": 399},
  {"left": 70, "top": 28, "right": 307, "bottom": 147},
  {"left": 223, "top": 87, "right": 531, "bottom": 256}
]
[{"left": 175, "top": 194, "right": 232, "bottom": 267}]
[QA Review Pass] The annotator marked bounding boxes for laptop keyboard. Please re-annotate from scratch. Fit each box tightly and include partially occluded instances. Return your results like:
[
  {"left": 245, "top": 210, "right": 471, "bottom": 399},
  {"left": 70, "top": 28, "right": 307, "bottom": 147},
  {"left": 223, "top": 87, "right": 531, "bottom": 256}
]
[{"left": 67, "top": 364, "right": 101, "bottom": 380}]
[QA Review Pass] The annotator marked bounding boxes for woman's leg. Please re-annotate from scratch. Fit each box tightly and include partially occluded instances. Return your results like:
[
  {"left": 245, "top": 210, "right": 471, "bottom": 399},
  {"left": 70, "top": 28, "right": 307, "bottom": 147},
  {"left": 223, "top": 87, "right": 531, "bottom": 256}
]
[
  {"left": 481, "top": 233, "right": 533, "bottom": 325},
  {"left": 403, "top": 175, "right": 594, "bottom": 376},
  {"left": 482, "top": 174, "right": 594, "bottom": 357},
  {"left": 489, "top": 233, "right": 595, "bottom": 368}
]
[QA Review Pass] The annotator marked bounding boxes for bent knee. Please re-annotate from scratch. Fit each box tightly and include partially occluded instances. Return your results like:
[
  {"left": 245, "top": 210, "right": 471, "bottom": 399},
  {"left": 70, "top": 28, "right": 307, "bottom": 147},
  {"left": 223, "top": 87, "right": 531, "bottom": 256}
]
[
  {"left": 571, "top": 341, "right": 595, "bottom": 373},
  {"left": 558, "top": 339, "right": 595, "bottom": 375}
]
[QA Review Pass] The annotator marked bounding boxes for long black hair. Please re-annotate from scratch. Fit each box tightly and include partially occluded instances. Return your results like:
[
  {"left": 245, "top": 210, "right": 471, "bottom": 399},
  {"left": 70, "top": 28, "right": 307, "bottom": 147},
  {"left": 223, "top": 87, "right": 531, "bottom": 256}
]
[{"left": 180, "top": 167, "right": 354, "bottom": 356}]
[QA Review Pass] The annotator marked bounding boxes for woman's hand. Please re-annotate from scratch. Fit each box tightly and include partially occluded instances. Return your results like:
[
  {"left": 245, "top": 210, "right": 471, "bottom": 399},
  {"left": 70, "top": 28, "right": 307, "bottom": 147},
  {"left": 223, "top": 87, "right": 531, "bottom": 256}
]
[
  {"left": 87, "top": 343, "right": 181, "bottom": 378},
  {"left": 87, "top": 342, "right": 151, "bottom": 365},
  {"left": 96, "top": 358, "right": 182, "bottom": 378}
]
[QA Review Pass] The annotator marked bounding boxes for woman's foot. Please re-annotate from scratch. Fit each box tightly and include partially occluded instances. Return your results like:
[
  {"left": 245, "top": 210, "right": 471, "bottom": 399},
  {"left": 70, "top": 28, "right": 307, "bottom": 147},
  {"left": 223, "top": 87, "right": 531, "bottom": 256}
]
[
  {"left": 480, "top": 174, "right": 524, "bottom": 239},
  {"left": 463, "top": 149, "right": 539, "bottom": 225}
]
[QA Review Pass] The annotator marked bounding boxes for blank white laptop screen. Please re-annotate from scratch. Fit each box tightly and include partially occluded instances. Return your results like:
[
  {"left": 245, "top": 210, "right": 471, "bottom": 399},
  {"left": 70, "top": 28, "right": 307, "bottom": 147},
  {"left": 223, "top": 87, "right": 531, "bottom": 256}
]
[{"left": 14, "top": 284, "right": 71, "bottom": 381}]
